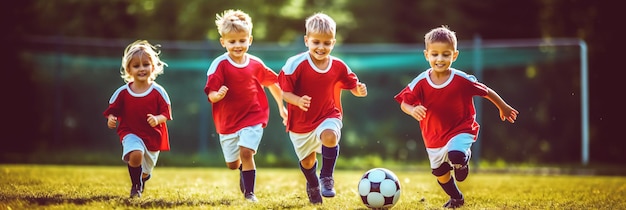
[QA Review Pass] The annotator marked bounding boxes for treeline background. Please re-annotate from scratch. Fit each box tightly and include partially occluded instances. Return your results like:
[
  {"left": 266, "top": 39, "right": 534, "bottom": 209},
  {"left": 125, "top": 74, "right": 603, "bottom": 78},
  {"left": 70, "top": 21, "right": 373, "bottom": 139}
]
[{"left": 2, "top": 0, "right": 620, "bottom": 168}]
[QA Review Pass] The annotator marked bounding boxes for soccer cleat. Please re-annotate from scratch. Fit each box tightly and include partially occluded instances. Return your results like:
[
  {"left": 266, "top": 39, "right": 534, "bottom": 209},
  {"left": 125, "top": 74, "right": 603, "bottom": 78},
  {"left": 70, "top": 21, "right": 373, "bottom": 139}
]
[
  {"left": 129, "top": 184, "right": 142, "bottom": 198},
  {"left": 443, "top": 197, "right": 464, "bottom": 208},
  {"left": 244, "top": 192, "right": 259, "bottom": 202},
  {"left": 306, "top": 182, "right": 323, "bottom": 204},
  {"left": 141, "top": 174, "right": 151, "bottom": 193},
  {"left": 319, "top": 176, "right": 336, "bottom": 197}
]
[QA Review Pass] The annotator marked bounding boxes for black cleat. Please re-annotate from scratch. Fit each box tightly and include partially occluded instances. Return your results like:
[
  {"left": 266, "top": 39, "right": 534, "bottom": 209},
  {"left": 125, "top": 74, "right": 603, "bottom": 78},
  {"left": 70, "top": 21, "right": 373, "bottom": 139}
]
[
  {"left": 129, "top": 184, "right": 142, "bottom": 198},
  {"left": 443, "top": 197, "right": 464, "bottom": 208},
  {"left": 306, "top": 182, "right": 323, "bottom": 204},
  {"left": 319, "top": 176, "right": 336, "bottom": 197}
]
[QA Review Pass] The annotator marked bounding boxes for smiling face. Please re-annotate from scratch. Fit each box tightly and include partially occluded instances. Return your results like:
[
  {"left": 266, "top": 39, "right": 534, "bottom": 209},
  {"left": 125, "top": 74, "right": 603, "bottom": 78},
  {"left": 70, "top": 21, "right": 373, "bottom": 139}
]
[
  {"left": 220, "top": 31, "right": 252, "bottom": 64},
  {"left": 423, "top": 41, "right": 459, "bottom": 73},
  {"left": 126, "top": 52, "right": 154, "bottom": 84},
  {"left": 304, "top": 32, "right": 336, "bottom": 62}
]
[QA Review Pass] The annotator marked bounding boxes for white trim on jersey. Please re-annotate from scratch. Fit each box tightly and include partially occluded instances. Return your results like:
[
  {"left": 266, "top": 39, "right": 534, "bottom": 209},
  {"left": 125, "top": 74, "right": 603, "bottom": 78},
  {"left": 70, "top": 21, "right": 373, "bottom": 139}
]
[
  {"left": 281, "top": 52, "right": 354, "bottom": 75},
  {"left": 207, "top": 53, "right": 271, "bottom": 76},
  {"left": 108, "top": 85, "right": 128, "bottom": 104},
  {"left": 207, "top": 53, "right": 229, "bottom": 76},
  {"left": 108, "top": 82, "right": 171, "bottom": 105},
  {"left": 450, "top": 68, "right": 478, "bottom": 82},
  {"left": 408, "top": 68, "right": 479, "bottom": 90},
  {"left": 152, "top": 83, "right": 172, "bottom": 105},
  {"left": 307, "top": 53, "right": 333, "bottom": 73},
  {"left": 281, "top": 52, "right": 308, "bottom": 75}
]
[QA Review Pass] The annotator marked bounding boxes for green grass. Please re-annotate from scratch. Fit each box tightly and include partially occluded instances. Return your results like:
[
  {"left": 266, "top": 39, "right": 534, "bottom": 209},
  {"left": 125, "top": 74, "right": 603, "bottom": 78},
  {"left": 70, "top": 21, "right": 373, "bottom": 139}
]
[{"left": 1, "top": 164, "right": 624, "bottom": 209}]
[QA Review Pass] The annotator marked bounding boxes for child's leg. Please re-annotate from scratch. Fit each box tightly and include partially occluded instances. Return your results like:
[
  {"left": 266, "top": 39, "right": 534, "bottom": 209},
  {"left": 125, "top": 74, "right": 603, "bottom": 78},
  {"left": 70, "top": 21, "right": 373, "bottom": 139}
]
[
  {"left": 300, "top": 153, "right": 319, "bottom": 186},
  {"left": 121, "top": 134, "right": 148, "bottom": 198},
  {"left": 449, "top": 150, "right": 470, "bottom": 181},
  {"left": 447, "top": 133, "right": 474, "bottom": 182},
  {"left": 316, "top": 118, "right": 342, "bottom": 197},
  {"left": 288, "top": 130, "right": 324, "bottom": 203},
  {"left": 140, "top": 150, "right": 160, "bottom": 193},
  {"left": 126, "top": 150, "right": 143, "bottom": 197},
  {"left": 240, "top": 146, "right": 257, "bottom": 199},
  {"left": 319, "top": 130, "right": 339, "bottom": 197},
  {"left": 235, "top": 125, "right": 263, "bottom": 201},
  {"left": 300, "top": 153, "right": 322, "bottom": 204},
  {"left": 127, "top": 150, "right": 143, "bottom": 181},
  {"left": 433, "top": 163, "right": 462, "bottom": 199},
  {"left": 427, "top": 145, "right": 464, "bottom": 208},
  {"left": 319, "top": 129, "right": 339, "bottom": 178}
]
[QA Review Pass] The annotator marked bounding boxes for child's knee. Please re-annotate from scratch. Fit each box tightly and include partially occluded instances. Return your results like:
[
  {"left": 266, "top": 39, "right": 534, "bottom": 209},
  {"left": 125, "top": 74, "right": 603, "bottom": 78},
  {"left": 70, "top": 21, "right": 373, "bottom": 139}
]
[
  {"left": 226, "top": 160, "right": 241, "bottom": 170},
  {"left": 240, "top": 147, "right": 255, "bottom": 159},
  {"left": 320, "top": 130, "right": 338, "bottom": 147},
  {"left": 432, "top": 162, "right": 452, "bottom": 177},
  {"left": 300, "top": 154, "right": 317, "bottom": 169},
  {"left": 127, "top": 150, "right": 143, "bottom": 167},
  {"left": 448, "top": 151, "right": 467, "bottom": 165}
]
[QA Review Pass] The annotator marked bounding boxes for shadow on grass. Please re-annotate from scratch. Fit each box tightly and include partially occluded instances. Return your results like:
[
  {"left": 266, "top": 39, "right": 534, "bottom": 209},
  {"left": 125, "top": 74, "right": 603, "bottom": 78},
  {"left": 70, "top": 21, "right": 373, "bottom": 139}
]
[{"left": 2, "top": 194, "right": 238, "bottom": 208}]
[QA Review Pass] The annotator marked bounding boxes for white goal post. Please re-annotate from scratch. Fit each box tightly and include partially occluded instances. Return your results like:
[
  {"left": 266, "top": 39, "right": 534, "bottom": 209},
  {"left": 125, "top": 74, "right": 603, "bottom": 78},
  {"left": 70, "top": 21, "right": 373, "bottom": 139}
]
[{"left": 470, "top": 36, "right": 589, "bottom": 166}]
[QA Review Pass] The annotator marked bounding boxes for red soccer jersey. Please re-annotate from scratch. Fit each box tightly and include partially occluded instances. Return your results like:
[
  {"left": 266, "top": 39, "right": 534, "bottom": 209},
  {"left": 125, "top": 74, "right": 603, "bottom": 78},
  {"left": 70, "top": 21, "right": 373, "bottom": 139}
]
[
  {"left": 103, "top": 82, "right": 172, "bottom": 151},
  {"left": 204, "top": 53, "right": 278, "bottom": 134},
  {"left": 279, "top": 52, "right": 359, "bottom": 133},
  {"left": 394, "top": 68, "right": 488, "bottom": 148}
]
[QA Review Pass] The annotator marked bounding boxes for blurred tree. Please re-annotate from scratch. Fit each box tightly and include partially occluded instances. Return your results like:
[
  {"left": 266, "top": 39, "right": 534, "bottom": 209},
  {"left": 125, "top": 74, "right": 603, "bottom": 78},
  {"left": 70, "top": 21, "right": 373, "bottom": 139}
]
[{"left": 7, "top": 0, "right": 620, "bottom": 165}]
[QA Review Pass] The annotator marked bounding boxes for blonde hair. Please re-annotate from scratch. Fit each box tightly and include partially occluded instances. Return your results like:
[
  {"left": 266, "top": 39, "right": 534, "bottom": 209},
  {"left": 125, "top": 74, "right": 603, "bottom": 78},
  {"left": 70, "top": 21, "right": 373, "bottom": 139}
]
[
  {"left": 424, "top": 25, "right": 458, "bottom": 50},
  {"left": 305, "top": 12, "right": 336, "bottom": 36},
  {"left": 215, "top": 9, "right": 252, "bottom": 36},
  {"left": 120, "top": 40, "right": 167, "bottom": 83}
]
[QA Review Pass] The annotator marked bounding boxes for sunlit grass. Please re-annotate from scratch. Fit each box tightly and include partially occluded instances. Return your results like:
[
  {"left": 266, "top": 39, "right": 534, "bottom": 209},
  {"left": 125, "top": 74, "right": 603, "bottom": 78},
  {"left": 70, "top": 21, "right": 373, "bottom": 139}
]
[{"left": 1, "top": 164, "right": 624, "bottom": 209}]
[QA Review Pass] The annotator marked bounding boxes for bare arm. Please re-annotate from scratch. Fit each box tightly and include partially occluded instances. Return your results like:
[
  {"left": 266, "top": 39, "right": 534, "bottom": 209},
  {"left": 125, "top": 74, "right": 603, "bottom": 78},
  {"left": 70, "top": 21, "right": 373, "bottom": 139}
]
[
  {"left": 350, "top": 82, "right": 368, "bottom": 97},
  {"left": 146, "top": 114, "right": 167, "bottom": 127},
  {"left": 267, "top": 83, "right": 288, "bottom": 125},
  {"left": 107, "top": 114, "right": 117, "bottom": 129},
  {"left": 400, "top": 102, "right": 427, "bottom": 121},
  {"left": 283, "top": 91, "right": 311, "bottom": 112},
  {"left": 483, "top": 87, "right": 519, "bottom": 123},
  {"left": 208, "top": 85, "right": 229, "bottom": 103}
]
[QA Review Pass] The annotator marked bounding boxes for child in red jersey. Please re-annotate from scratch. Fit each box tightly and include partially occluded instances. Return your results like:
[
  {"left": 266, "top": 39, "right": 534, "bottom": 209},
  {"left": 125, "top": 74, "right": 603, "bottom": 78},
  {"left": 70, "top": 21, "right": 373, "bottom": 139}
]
[
  {"left": 278, "top": 12, "right": 368, "bottom": 204},
  {"left": 394, "top": 26, "right": 519, "bottom": 208},
  {"left": 204, "top": 9, "right": 287, "bottom": 202},
  {"left": 104, "top": 40, "right": 172, "bottom": 198}
]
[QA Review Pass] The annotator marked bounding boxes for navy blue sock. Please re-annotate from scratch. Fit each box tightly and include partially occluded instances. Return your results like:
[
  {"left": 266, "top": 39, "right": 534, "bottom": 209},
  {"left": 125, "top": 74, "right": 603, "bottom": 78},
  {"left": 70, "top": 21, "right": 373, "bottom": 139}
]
[
  {"left": 242, "top": 170, "right": 256, "bottom": 194},
  {"left": 449, "top": 151, "right": 468, "bottom": 165},
  {"left": 320, "top": 145, "right": 339, "bottom": 178},
  {"left": 127, "top": 165, "right": 142, "bottom": 187},
  {"left": 438, "top": 179, "right": 463, "bottom": 199},
  {"left": 300, "top": 161, "right": 319, "bottom": 187}
]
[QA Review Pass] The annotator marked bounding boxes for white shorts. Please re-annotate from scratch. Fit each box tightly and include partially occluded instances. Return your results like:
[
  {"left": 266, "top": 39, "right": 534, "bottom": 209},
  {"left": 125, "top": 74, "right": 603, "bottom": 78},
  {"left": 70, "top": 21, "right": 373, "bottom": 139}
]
[
  {"left": 219, "top": 124, "right": 263, "bottom": 163},
  {"left": 121, "top": 134, "right": 160, "bottom": 175},
  {"left": 289, "top": 118, "right": 342, "bottom": 161},
  {"left": 426, "top": 133, "right": 474, "bottom": 169}
]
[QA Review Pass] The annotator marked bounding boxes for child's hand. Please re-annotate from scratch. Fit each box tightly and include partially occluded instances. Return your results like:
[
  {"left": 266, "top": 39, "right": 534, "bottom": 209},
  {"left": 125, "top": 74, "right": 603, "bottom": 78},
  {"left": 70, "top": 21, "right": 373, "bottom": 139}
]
[
  {"left": 411, "top": 105, "right": 427, "bottom": 121},
  {"left": 215, "top": 86, "right": 229, "bottom": 100},
  {"left": 208, "top": 85, "right": 229, "bottom": 103},
  {"left": 298, "top": 95, "right": 312, "bottom": 111},
  {"left": 355, "top": 82, "right": 367, "bottom": 97},
  {"left": 499, "top": 105, "right": 519, "bottom": 123},
  {"left": 147, "top": 114, "right": 160, "bottom": 127},
  {"left": 107, "top": 114, "right": 117, "bottom": 129}
]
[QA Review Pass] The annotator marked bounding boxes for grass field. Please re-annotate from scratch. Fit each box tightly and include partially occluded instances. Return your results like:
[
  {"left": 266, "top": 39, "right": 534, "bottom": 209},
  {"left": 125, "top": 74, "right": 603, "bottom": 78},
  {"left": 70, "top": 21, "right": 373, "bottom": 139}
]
[{"left": 1, "top": 164, "right": 624, "bottom": 209}]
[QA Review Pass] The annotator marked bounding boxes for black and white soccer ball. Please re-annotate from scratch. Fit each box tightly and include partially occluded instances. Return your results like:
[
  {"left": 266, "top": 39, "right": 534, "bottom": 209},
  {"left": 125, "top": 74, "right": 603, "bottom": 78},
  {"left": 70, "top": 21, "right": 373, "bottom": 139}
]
[{"left": 358, "top": 168, "right": 401, "bottom": 209}]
